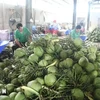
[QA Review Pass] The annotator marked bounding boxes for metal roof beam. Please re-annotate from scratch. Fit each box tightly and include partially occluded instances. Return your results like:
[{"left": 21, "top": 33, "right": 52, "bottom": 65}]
[
  {"left": 62, "top": 0, "right": 70, "bottom": 4},
  {"left": 51, "top": 0, "right": 71, "bottom": 7},
  {"left": 42, "top": 0, "right": 53, "bottom": 4},
  {"left": 51, "top": 0, "right": 64, "bottom": 6},
  {"left": 42, "top": 0, "right": 61, "bottom": 8}
]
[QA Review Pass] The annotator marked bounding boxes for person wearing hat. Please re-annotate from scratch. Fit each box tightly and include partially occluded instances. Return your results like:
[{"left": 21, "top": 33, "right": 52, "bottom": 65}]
[
  {"left": 70, "top": 25, "right": 81, "bottom": 39},
  {"left": 12, "top": 23, "right": 32, "bottom": 52},
  {"left": 52, "top": 20, "right": 59, "bottom": 35}
]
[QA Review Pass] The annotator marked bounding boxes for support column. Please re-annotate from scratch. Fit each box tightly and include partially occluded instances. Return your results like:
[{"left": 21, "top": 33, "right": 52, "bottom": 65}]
[
  {"left": 33, "top": 0, "right": 36, "bottom": 25},
  {"left": 72, "top": 0, "right": 77, "bottom": 29},
  {"left": 33, "top": 9, "right": 36, "bottom": 25},
  {"left": 26, "top": 0, "right": 32, "bottom": 31},
  {"left": 2, "top": 0, "right": 5, "bottom": 29},
  {"left": 87, "top": 2, "right": 91, "bottom": 30}
]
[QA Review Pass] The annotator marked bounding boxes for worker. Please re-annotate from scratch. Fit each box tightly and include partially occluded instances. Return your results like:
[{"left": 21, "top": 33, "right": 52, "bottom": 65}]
[
  {"left": 70, "top": 25, "right": 81, "bottom": 39},
  {"left": 12, "top": 23, "right": 32, "bottom": 52},
  {"left": 52, "top": 20, "right": 58, "bottom": 35}
]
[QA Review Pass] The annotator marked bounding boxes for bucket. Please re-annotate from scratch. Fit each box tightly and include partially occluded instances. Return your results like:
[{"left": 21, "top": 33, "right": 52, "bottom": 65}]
[{"left": 80, "top": 35, "right": 87, "bottom": 41}]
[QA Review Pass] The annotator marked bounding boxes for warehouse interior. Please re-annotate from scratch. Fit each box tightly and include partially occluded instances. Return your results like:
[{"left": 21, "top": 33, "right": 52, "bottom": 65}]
[
  {"left": 0, "top": 0, "right": 100, "bottom": 100},
  {"left": 0, "top": 0, "right": 100, "bottom": 30}
]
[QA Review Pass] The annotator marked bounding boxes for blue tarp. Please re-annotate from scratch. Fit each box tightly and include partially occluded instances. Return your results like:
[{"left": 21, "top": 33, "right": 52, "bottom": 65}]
[{"left": 0, "top": 41, "right": 9, "bottom": 53}]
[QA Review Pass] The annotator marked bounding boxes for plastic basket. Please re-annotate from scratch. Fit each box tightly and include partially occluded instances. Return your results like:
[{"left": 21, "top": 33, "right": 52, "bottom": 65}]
[
  {"left": 0, "top": 41, "right": 9, "bottom": 53},
  {"left": 80, "top": 36, "right": 87, "bottom": 41}
]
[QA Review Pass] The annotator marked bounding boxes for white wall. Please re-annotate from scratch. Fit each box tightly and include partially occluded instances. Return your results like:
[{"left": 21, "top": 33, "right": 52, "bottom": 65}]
[{"left": 89, "top": 11, "right": 100, "bottom": 31}]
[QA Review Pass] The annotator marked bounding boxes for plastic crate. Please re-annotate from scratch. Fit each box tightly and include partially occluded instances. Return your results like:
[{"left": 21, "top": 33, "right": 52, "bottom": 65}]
[
  {"left": 80, "top": 36, "right": 87, "bottom": 41},
  {"left": 0, "top": 41, "right": 9, "bottom": 53}
]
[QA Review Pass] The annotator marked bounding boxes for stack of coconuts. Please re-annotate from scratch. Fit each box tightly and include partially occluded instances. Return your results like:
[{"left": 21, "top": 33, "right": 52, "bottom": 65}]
[
  {"left": 88, "top": 27, "right": 100, "bottom": 42},
  {"left": 0, "top": 34, "right": 100, "bottom": 100}
]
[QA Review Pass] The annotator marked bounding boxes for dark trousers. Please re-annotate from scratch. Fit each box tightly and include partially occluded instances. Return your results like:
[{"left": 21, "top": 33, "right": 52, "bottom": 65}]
[{"left": 12, "top": 42, "right": 25, "bottom": 53}]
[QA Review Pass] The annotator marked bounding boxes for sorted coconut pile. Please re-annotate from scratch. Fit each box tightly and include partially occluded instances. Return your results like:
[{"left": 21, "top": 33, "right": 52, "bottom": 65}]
[
  {"left": 0, "top": 34, "right": 100, "bottom": 100},
  {"left": 88, "top": 27, "right": 100, "bottom": 42}
]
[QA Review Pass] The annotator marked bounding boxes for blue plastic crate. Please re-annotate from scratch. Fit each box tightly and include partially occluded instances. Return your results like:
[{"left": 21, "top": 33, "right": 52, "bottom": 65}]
[
  {"left": 0, "top": 41, "right": 9, "bottom": 53},
  {"left": 80, "top": 36, "right": 87, "bottom": 41}
]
